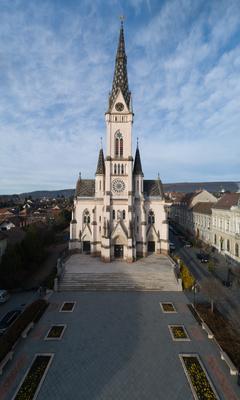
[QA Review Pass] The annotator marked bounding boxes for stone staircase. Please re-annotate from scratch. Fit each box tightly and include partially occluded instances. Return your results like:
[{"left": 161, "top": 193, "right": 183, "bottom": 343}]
[{"left": 58, "top": 271, "right": 181, "bottom": 292}]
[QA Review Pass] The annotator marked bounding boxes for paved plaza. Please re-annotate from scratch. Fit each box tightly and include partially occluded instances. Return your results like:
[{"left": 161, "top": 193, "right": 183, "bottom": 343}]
[
  {"left": 59, "top": 254, "right": 181, "bottom": 291},
  {"left": 1, "top": 291, "right": 240, "bottom": 400}
]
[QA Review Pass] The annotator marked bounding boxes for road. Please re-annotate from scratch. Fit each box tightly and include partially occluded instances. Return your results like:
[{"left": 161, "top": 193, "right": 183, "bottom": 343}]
[{"left": 170, "top": 229, "right": 240, "bottom": 328}]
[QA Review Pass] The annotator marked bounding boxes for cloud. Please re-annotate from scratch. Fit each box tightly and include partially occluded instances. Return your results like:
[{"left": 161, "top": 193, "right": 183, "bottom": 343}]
[{"left": 0, "top": 0, "right": 239, "bottom": 193}]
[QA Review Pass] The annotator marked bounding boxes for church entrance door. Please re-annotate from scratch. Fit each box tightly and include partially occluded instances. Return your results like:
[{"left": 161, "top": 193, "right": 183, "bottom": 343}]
[
  {"left": 148, "top": 241, "right": 155, "bottom": 253},
  {"left": 83, "top": 241, "right": 91, "bottom": 254},
  {"left": 114, "top": 245, "right": 124, "bottom": 259}
]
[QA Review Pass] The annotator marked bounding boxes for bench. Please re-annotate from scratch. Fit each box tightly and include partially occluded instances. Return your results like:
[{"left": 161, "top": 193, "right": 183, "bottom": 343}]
[
  {"left": 202, "top": 322, "right": 214, "bottom": 339},
  {"left": 0, "top": 351, "right": 14, "bottom": 375},
  {"left": 21, "top": 322, "right": 34, "bottom": 339},
  {"left": 220, "top": 351, "right": 238, "bottom": 376}
]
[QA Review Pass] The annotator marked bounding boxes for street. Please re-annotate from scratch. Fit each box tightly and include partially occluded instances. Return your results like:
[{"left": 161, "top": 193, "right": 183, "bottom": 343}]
[{"left": 170, "top": 228, "right": 240, "bottom": 328}]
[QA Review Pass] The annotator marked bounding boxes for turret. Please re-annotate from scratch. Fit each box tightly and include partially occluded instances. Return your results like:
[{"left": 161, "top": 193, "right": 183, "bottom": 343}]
[
  {"left": 95, "top": 148, "right": 105, "bottom": 197},
  {"left": 133, "top": 143, "right": 144, "bottom": 196}
]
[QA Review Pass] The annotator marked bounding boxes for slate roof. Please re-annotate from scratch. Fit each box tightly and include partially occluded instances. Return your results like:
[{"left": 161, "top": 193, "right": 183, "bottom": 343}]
[
  {"left": 96, "top": 149, "right": 105, "bottom": 175},
  {"left": 143, "top": 180, "right": 164, "bottom": 198},
  {"left": 192, "top": 202, "right": 215, "bottom": 215},
  {"left": 75, "top": 179, "right": 95, "bottom": 197},
  {"left": 133, "top": 146, "right": 143, "bottom": 176},
  {"left": 212, "top": 193, "right": 240, "bottom": 210},
  {"left": 109, "top": 21, "right": 131, "bottom": 110}
]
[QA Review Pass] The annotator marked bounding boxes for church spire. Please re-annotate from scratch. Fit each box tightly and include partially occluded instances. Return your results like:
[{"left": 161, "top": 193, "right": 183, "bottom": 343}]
[
  {"left": 109, "top": 20, "right": 131, "bottom": 110},
  {"left": 133, "top": 144, "right": 143, "bottom": 176},
  {"left": 96, "top": 148, "right": 105, "bottom": 175}
]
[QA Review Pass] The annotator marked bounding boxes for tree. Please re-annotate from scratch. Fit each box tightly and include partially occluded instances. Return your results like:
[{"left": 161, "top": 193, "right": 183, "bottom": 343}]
[
  {"left": 207, "top": 260, "right": 215, "bottom": 274},
  {"left": 200, "top": 277, "right": 225, "bottom": 313}
]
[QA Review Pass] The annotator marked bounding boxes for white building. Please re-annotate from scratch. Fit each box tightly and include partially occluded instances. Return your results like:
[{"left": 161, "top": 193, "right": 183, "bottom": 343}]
[
  {"left": 69, "top": 22, "right": 169, "bottom": 262},
  {"left": 212, "top": 193, "right": 240, "bottom": 264}
]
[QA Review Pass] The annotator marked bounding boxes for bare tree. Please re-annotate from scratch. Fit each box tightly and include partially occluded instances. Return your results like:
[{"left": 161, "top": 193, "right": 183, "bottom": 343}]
[{"left": 200, "top": 277, "right": 225, "bottom": 313}]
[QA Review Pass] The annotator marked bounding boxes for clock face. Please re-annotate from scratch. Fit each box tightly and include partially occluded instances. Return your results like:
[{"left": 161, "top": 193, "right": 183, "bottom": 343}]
[
  {"left": 112, "top": 179, "right": 125, "bottom": 193},
  {"left": 115, "top": 102, "right": 124, "bottom": 112}
]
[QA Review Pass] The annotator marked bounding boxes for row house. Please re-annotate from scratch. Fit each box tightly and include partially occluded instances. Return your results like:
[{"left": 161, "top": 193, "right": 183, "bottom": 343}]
[
  {"left": 191, "top": 202, "right": 215, "bottom": 244},
  {"left": 170, "top": 190, "right": 217, "bottom": 234},
  {"left": 212, "top": 193, "right": 240, "bottom": 264}
]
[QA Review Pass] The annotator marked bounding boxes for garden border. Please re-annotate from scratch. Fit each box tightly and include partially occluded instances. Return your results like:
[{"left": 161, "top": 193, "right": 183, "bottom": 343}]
[
  {"left": 59, "top": 301, "right": 76, "bottom": 313},
  {"left": 11, "top": 353, "right": 54, "bottom": 400},
  {"left": 160, "top": 302, "right": 177, "bottom": 313},
  {"left": 44, "top": 324, "right": 66, "bottom": 341},
  {"left": 168, "top": 325, "right": 190, "bottom": 341},
  {"left": 179, "top": 353, "right": 220, "bottom": 400}
]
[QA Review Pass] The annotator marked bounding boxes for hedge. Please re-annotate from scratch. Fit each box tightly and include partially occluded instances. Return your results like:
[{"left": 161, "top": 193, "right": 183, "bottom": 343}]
[{"left": 0, "top": 299, "right": 48, "bottom": 363}]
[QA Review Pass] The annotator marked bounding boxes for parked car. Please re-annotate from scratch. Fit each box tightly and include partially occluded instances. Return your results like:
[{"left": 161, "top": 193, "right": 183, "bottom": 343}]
[
  {"left": 183, "top": 241, "right": 192, "bottom": 248},
  {"left": 196, "top": 252, "right": 209, "bottom": 263},
  {"left": 0, "top": 289, "right": 10, "bottom": 303},
  {"left": 0, "top": 309, "right": 22, "bottom": 335},
  {"left": 169, "top": 242, "right": 176, "bottom": 251}
]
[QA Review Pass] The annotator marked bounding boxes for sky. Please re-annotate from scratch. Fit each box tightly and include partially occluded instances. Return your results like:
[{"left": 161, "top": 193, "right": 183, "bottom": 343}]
[{"left": 0, "top": 0, "right": 240, "bottom": 194}]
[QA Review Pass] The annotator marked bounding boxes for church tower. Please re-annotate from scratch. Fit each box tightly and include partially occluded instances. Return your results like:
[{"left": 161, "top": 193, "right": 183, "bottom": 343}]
[
  {"left": 102, "top": 20, "right": 135, "bottom": 262},
  {"left": 69, "top": 21, "right": 169, "bottom": 261}
]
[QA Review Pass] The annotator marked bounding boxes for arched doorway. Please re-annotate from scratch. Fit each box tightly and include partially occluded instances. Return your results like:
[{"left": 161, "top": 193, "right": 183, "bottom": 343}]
[
  {"left": 147, "top": 241, "right": 155, "bottom": 253},
  {"left": 112, "top": 235, "right": 127, "bottom": 259},
  {"left": 83, "top": 241, "right": 91, "bottom": 254}
]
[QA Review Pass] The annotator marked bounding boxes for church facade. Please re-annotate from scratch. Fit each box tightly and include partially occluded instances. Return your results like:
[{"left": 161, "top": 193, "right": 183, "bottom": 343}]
[{"left": 69, "top": 22, "right": 169, "bottom": 262}]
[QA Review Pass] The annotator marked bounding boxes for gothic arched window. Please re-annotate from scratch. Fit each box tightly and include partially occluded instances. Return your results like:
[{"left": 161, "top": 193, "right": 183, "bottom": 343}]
[
  {"left": 235, "top": 243, "right": 239, "bottom": 257},
  {"left": 114, "top": 164, "right": 117, "bottom": 174},
  {"left": 115, "top": 138, "right": 119, "bottom": 156},
  {"left": 121, "top": 164, "right": 124, "bottom": 174},
  {"left": 148, "top": 210, "right": 155, "bottom": 224},
  {"left": 83, "top": 209, "right": 90, "bottom": 224},
  {"left": 118, "top": 164, "right": 120, "bottom": 174},
  {"left": 120, "top": 138, "right": 123, "bottom": 156},
  {"left": 113, "top": 210, "right": 115, "bottom": 220},
  {"left": 122, "top": 210, "right": 126, "bottom": 220},
  {"left": 115, "top": 131, "right": 123, "bottom": 158}
]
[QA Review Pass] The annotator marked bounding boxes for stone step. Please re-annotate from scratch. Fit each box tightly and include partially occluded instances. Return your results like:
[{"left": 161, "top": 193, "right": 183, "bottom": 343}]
[{"left": 58, "top": 285, "right": 179, "bottom": 292}]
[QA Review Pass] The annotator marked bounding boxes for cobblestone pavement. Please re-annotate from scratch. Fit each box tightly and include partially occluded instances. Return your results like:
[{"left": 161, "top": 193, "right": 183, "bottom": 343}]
[{"left": 1, "top": 291, "right": 240, "bottom": 400}]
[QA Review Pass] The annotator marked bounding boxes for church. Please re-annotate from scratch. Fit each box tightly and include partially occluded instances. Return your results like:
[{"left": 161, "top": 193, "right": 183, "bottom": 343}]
[{"left": 69, "top": 22, "right": 169, "bottom": 262}]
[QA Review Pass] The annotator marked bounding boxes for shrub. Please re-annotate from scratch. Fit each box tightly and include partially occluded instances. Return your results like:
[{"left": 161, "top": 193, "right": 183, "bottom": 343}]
[
  {"left": 180, "top": 264, "right": 195, "bottom": 290},
  {"left": 0, "top": 299, "right": 48, "bottom": 363}
]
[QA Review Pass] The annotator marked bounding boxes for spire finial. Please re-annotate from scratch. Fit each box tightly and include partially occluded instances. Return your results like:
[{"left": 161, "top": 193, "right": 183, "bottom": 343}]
[
  {"left": 158, "top": 172, "right": 160, "bottom": 180},
  {"left": 79, "top": 172, "right": 81, "bottom": 180},
  {"left": 137, "top": 137, "right": 139, "bottom": 147},
  {"left": 100, "top": 136, "right": 103, "bottom": 148},
  {"left": 119, "top": 15, "right": 125, "bottom": 27}
]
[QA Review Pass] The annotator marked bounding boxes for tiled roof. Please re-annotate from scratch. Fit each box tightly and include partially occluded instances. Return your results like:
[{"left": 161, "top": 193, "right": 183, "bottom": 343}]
[
  {"left": 75, "top": 179, "right": 95, "bottom": 197},
  {"left": 192, "top": 202, "right": 215, "bottom": 215},
  {"left": 144, "top": 180, "right": 164, "bottom": 198},
  {"left": 212, "top": 193, "right": 240, "bottom": 210}
]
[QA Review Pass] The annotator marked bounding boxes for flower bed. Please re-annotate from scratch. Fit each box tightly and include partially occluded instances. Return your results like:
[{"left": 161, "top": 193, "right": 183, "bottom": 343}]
[
  {"left": 13, "top": 354, "right": 53, "bottom": 400},
  {"left": 60, "top": 301, "right": 76, "bottom": 312},
  {"left": 169, "top": 325, "right": 190, "bottom": 341},
  {"left": 180, "top": 354, "right": 219, "bottom": 400},
  {"left": 160, "top": 302, "right": 176, "bottom": 313},
  {"left": 45, "top": 325, "right": 66, "bottom": 340}
]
